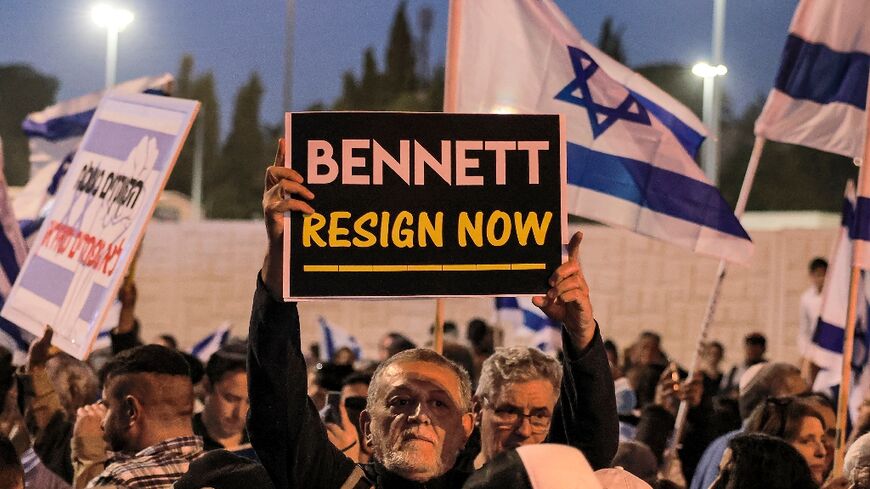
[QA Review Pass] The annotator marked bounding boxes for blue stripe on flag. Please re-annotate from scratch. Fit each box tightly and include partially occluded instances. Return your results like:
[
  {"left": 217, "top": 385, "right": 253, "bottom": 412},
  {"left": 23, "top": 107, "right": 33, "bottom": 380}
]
[
  {"left": 855, "top": 197, "right": 870, "bottom": 241},
  {"left": 774, "top": 34, "right": 869, "bottom": 109},
  {"left": 567, "top": 143, "right": 750, "bottom": 240},
  {"left": 629, "top": 90, "right": 705, "bottom": 158},
  {"left": 813, "top": 319, "right": 845, "bottom": 354},
  {"left": 320, "top": 318, "right": 336, "bottom": 359},
  {"left": 495, "top": 298, "right": 557, "bottom": 332},
  {"left": 0, "top": 226, "right": 21, "bottom": 284},
  {"left": 22, "top": 109, "right": 96, "bottom": 142}
]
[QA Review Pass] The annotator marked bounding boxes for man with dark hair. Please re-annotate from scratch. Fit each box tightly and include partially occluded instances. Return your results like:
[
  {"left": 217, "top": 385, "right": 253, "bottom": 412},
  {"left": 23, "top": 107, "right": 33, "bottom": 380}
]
[
  {"left": 248, "top": 156, "right": 616, "bottom": 488},
  {"left": 800, "top": 257, "right": 827, "bottom": 378},
  {"left": 195, "top": 340, "right": 249, "bottom": 451},
  {"left": 82, "top": 344, "right": 202, "bottom": 488},
  {"left": 721, "top": 333, "right": 767, "bottom": 394}
]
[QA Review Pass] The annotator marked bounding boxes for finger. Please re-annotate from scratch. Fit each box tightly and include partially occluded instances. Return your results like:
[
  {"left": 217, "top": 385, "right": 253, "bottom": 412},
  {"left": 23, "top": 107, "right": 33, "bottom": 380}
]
[
  {"left": 568, "top": 231, "right": 583, "bottom": 264},
  {"left": 555, "top": 289, "right": 583, "bottom": 306},
  {"left": 548, "top": 261, "right": 580, "bottom": 287},
  {"left": 273, "top": 138, "right": 286, "bottom": 167},
  {"left": 531, "top": 295, "right": 549, "bottom": 308},
  {"left": 266, "top": 165, "right": 304, "bottom": 185},
  {"left": 325, "top": 423, "right": 343, "bottom": 438},
  {"left": 267, "top": 199, "right": 316, "bottom": 216},
  {"left": 279, "top": 180, "right": 315, "bottom": 201},
  {"left": 547, "top": 276, "right": 582, "bottom": 300},
  {"left": 42, "top": 326, "right": 53, "bottom": 343}
]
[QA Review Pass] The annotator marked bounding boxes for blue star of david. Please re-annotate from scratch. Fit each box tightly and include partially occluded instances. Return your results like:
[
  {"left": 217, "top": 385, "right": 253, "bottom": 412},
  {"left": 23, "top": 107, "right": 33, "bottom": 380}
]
[{"left": 554, "top": 45, "right": 651, "bottom": 139}]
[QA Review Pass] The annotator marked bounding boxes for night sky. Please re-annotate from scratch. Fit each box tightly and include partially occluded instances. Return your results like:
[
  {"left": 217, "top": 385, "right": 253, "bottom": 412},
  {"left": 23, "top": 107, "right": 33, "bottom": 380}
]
[{"left": 1, "top": 0, "right": 797, "bottom": 131}]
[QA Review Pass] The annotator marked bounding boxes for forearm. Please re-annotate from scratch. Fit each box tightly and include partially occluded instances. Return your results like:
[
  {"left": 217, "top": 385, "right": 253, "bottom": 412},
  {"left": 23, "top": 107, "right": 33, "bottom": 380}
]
[
  {"left": 247, "top": 273, "right": 355, "bottom": 489},
  {"left": 71, "top": 434, "right": 108, "bottom": 489},
  {"left": 548, "top": 323, "right": 618, "bottom": 470}
]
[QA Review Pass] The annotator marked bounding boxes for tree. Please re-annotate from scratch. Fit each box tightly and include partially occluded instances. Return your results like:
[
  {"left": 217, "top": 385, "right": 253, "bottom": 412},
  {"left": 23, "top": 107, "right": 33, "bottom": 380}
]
[
  {"left": 0, "top": 65, "right": 59, "bottom": 185},
  {"left": 385, "top": 1, "right": 416, "bottom": 94},
  {"left": 597, "top": 17, "right": 627, "bottom": 64},
  {"left": 166, "top": 56, "right": 220, "bottom": 199},
  {"left": 718, "top": 98, "right": 856, "bottom": 211},
  {"left": 207, "top": 73, "right": 266, "bottom": 218}
]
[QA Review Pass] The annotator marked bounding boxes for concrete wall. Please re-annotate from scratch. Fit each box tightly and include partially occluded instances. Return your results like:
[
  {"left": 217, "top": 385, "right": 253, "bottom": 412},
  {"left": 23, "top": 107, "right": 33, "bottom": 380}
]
[{"left": 132, "top": 220, "right": 837, "bottom": 368}]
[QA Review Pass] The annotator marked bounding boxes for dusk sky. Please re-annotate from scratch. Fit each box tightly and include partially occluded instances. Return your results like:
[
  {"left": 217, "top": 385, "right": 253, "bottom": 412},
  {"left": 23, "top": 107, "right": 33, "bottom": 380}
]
[{"left": 2, "top": 1, "right": 797, "bottom": 132}]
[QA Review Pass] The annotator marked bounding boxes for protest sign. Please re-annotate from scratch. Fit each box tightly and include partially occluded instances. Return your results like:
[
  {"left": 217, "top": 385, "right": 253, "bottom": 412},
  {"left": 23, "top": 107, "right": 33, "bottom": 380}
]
[
  {"left": 283, "top": 112, "right": 566, "bottom": 299},
  {"left": 1, "top": 92, "right": 199, "bottom": 359}
]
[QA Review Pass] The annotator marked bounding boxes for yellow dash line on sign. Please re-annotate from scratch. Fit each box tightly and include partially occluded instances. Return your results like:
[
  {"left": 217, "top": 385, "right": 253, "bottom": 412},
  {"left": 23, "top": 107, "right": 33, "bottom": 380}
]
[
  {"left": 303, "top": 264, "right": 548, "bottom": 272},
  {"left": 407, "top": 265, "right": 443, "bottom": 272},
  {"left": 304, "top": 265, "right": 340, "bottom": 272}
]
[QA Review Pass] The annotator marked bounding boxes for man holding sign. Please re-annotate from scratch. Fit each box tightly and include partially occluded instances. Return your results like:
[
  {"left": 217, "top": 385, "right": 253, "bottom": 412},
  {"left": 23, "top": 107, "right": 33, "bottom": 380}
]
[{"left": 248, "top": 124, "right": 616, "bottom": 488}]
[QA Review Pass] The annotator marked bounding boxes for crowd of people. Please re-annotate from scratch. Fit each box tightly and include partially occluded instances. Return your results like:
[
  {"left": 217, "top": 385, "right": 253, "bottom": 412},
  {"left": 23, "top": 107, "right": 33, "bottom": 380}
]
[{"left": 0, "top": 149, "right": 869, "bottom": 489}]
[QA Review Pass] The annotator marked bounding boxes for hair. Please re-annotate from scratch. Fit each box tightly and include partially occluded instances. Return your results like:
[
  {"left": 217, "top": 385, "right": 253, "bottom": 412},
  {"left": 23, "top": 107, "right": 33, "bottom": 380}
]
[
  {"left": 845, "top": 433, "right": 870, "bottom": 489},
  {"left": 709, "top": 341, "right": 724, "bottom": 354},
  {"left": 739, "top": 362, "right": 803, "bottom": 419},
  {"left": 100, "top": 344, "right": 191, "bottom": 387},
  {"left": 809, "top": 258, "right": 828, "bottom": 272},
  {"left": 383, "top": 333, "right": 416, "bottom": 359},
  {"left": 0, "top": 346, "right": 14, "bottom": 404},
  {"left": 475, "top": 346, "right": 562, "bottom": 404},
  {"left": 467, "top": 319, "right": 490, "bottom": 345},
  {"left": 45, "top": 353, "right": 100, "bottom": 417},
  {"left": 0, "top": 435, "right": 23, "bottom": 489},
  {"left": 712, "top": 433, "right": 818, "bottom": 489},
  {"left": 369, "top": 347, "right": 472, "bottom": 412},
  {"left": 158, "top": 334, "right": 178, "bottom": 350},
  {"left": 745, "top": 396, "right": 825, "bottom": 442},
  {"left": 745, "top": 333, "right": 766, "bottom": 348},
  {"left": 205, "top": 339, "right": 247, "bottom": 384},
  {"left": 342, "top": 371, "right": 373, "bottom": 387},
  {"left": 640, "top": 331, "right": 661, "bottom": 345}
]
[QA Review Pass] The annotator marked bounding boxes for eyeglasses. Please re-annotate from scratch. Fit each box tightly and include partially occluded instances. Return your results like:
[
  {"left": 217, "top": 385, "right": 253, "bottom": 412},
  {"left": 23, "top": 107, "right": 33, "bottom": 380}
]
[{"left": 484, "top": 400, "right": 552, "bottom": 432}]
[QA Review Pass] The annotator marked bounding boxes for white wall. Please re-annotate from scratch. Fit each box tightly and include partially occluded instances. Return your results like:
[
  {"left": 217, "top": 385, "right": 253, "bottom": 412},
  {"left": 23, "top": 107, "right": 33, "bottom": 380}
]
[{"left": 132, "top": 220, "right": 837, "bottom": 368}]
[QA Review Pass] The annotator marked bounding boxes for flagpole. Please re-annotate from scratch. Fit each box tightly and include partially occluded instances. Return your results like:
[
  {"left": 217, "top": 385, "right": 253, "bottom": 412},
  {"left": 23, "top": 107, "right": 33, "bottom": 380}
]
[
  {"left": 667, "top": 136, "right": 766, "bottom": 461},
  {"left": 832, "top": 81, "right": 870, "bottom": 475},
  {"left": 431, "top": 0, "right": 463, "bottom": 356}
]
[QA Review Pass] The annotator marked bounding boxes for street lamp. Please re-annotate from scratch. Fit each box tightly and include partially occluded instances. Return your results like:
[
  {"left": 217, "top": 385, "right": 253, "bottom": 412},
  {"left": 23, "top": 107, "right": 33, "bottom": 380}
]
[
  {"left": 692, "top": 62, "right": 727, "bottom": 184},
  {"left": 91, "top": 4, "right": 134, "bottom": 88}
]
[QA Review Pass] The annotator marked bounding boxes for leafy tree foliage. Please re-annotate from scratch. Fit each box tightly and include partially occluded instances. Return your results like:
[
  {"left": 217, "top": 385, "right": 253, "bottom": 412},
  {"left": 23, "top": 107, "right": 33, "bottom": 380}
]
[{"left": 0, "top": 65, "right": 58, "bottom": 185}]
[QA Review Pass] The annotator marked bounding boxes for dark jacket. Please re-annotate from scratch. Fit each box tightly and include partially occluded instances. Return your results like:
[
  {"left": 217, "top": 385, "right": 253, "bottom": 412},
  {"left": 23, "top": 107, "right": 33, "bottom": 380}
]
[{"left": 247, "top": 275, "right": 617, "bottom": 489}]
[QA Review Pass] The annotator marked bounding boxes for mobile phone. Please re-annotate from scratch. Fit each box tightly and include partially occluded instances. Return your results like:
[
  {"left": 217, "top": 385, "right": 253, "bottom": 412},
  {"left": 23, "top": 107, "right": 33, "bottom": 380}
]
[{"left": 319, "top": 391, "right": 343, "bottom": 427}]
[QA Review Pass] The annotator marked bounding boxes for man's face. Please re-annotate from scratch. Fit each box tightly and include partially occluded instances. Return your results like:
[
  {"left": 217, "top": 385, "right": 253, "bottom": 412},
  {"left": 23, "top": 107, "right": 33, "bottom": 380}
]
[
  {"left": 810, "top": 267, "right": 826, "bottom": 292},
  {"left": 638, "top": 337, "right": 659, "bottom": 365},
  {"left": 361, "top": 360, "right": 473, "bottom": 482},
  {"left": 204, "top": 370, "right": 249, "bottom": 439},
  {"left": 101, "top": 381, "right": 134, "bottom": 453},
  {"left": 477, "top": 378, "right": 558, "bottom": 463},
  {"left": 744, "top": 343, "right": 765, "bottom": 363}
]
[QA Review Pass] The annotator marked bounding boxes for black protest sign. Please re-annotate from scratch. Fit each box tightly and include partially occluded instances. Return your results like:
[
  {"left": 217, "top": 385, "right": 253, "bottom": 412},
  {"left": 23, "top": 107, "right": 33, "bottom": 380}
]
[{"left": 283, "top": 112, "right": 565, "bottom": 299}]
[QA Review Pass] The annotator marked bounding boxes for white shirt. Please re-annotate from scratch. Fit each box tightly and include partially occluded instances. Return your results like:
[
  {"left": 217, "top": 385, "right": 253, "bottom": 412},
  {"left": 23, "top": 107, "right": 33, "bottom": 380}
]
[{"left": 799, "top": 285, "right": 823, "bottom": 357}]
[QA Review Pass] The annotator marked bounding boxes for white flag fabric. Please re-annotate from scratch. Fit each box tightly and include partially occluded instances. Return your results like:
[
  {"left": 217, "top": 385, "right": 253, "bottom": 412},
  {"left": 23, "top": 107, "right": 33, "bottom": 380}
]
[
  {"left": 495, "top": 298, "right": 562, "bottom": 354},
  {"left": 16, "top": 74, "right": 174, "bottom": 240},
  {"left": 754, "top": 0, "right": 869, "bottom": 158},
  {"left": 809, "top": 182, "right": 870, "bottom": 422},
  {"left": 0, "top": 138, "right": 30, "bottom": 363},
  {"left": 318, "top": 316, "right": 363, "bottom": 362},
  {"left": 189, "top": 322, "right": 232, "bottom": 363},
  {"left": 449, "top": 0, "right": 753, "bottom": 264}
]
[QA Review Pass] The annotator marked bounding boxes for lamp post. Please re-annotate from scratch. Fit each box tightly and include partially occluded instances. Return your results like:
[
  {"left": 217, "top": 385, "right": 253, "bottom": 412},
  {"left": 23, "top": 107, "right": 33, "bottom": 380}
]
[
  {"left": 91, "top": 4, "right": 134, "bottom": 88},
  {"left": 692, "top": 62, "right": 727, "bottom": 184}
]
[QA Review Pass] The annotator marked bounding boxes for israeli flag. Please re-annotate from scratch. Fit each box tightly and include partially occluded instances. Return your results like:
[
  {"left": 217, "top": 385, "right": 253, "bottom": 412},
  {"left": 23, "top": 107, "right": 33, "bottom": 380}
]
[
  {"left": 318, "top": 316, "right": 362, "bottom": 362},
  {"left": 450, "top": 0, "right": 752, "bottom": 264},
  {"left": 0, "top": 139, "right": 31, "bottom": 363},
  {"left": 495, "top": 298, "right": 562, "bottom": 354},
  {"left": 15, "top": 73, "right": 174, "bottom": 240},
  {"left": 755, "top": 0, "right": 869, "bottom": 159},
  {"left": 809, "top": 182, "right": 870, "bottom": 421},
  {"left": 189, "top": 322, "right": 232, "bottom": 363}
]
